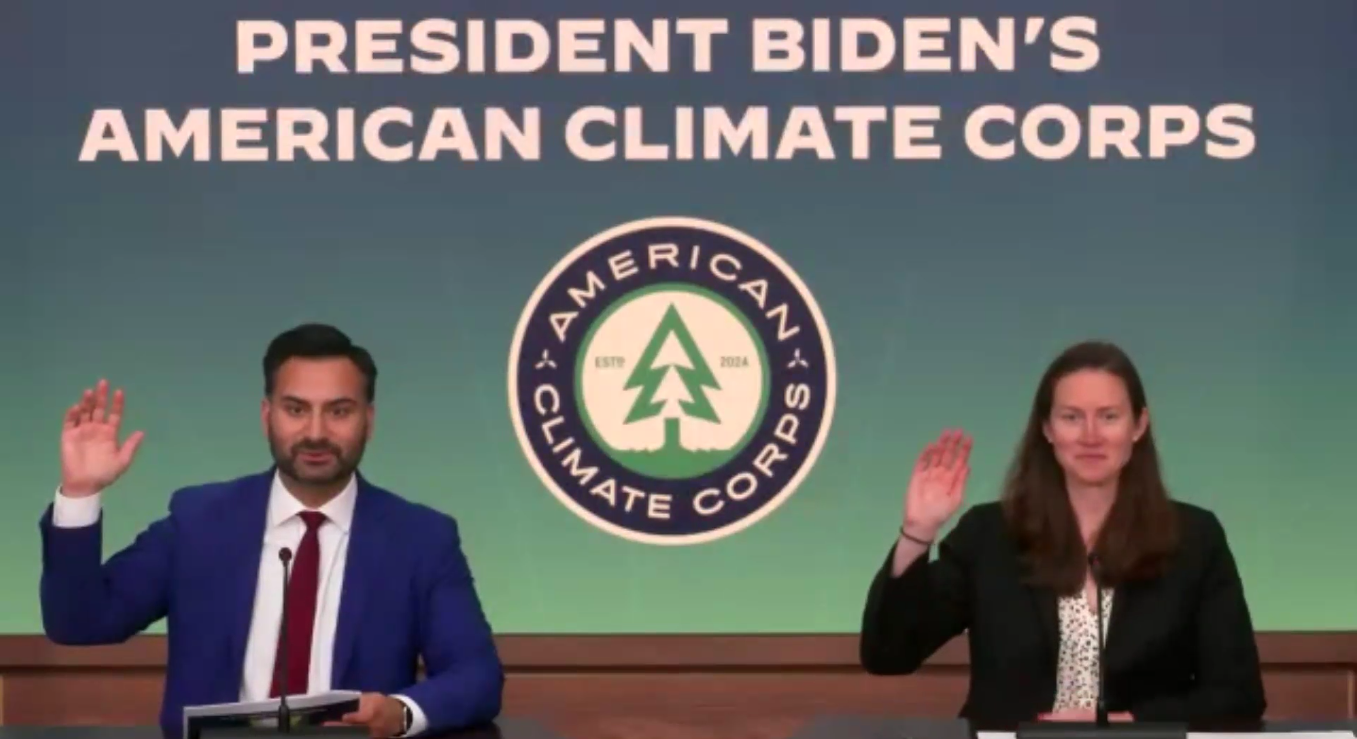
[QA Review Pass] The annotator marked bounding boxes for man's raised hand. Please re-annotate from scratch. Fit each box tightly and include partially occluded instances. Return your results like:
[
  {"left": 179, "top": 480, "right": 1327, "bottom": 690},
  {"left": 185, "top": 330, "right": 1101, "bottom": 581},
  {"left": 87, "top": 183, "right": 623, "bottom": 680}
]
[{"left": 60, "top": 379, "right": 144, "bottom": 497}]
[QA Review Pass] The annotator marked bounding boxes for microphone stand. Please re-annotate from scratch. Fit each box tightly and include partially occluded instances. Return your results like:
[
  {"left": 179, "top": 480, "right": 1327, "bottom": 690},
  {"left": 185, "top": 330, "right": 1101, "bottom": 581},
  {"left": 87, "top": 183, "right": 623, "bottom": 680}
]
[
  {"left": 1014, "top": 552, "right": 1186, "bottom": 739},
  {"left": 276, "top": 548, "right": 293, "bottom": 734},
  {"left": 1090, "top": 554, "right": 1109, "bottom": 728}
]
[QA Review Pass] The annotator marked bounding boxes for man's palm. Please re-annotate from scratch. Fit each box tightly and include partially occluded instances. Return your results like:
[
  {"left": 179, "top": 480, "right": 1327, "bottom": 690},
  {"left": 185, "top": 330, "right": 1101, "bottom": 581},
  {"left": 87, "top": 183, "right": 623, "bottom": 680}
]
[{"left": 61, "top": 380, "right": 144, "bottom": 496}]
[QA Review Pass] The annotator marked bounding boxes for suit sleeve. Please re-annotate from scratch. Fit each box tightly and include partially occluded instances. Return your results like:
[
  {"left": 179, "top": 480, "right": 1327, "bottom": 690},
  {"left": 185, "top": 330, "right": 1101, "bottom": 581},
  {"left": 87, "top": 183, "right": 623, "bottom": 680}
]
[
  {"left": 859, "top": 507, "right": 979, "bottom": 674},
  {"left": 39, "top": 492, "right": 177, "bottom": 645},
  {"left": 399, "top": 517, "right": 504, "bottom": 733},
  {"left": 1129, "top": 512, "right": 1267, "bottom": 722}
]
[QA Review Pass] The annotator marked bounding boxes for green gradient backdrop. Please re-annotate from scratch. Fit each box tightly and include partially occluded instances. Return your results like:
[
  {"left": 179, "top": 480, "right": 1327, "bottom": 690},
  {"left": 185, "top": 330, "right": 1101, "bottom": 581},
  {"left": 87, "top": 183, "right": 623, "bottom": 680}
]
[{"left": 5, "top": 0, "right": 1356, "bottom": 634}]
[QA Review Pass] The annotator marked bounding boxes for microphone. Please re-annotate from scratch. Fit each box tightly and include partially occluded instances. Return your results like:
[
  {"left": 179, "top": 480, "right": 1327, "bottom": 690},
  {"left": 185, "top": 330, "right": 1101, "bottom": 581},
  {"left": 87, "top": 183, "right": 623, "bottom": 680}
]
[
  {"left": 1015, "top": 552, "right": 1187, "bottom": 739},
  {"left": 1088, "top": 552, "right": 1109, "bottom": 728},
  {"left": 275, "top": 547, "right": 293, "bottom": 734}
]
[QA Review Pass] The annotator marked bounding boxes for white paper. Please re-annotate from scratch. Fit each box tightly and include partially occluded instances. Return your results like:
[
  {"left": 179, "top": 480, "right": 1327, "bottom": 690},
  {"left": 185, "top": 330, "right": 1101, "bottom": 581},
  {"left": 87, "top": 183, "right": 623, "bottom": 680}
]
[
  {"left": 184, "top": 689, "right": 361, "bottom": 718},
  {"left": 982, "top": 726, "right": 1351, "bottom": 732},
  {"left": 183, "top": 690, "right": 361, "bottom": 737},
  {"left": 1189, "top": 735, "right": 1354, "bottom": 739}
]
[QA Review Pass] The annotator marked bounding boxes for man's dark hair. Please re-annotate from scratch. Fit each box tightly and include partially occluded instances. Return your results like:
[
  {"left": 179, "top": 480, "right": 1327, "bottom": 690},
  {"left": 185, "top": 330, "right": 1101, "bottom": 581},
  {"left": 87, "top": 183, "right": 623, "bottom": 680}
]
[{"left": 263, "top": 323, "right": 378, "bottom": 402}]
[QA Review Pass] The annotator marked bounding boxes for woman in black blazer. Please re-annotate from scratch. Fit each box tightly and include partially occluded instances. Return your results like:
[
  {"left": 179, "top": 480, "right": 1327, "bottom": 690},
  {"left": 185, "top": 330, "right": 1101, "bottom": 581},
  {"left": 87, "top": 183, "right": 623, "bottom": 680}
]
[{"left": 860, "top": 340, "right": 1266, "bottom": 725}]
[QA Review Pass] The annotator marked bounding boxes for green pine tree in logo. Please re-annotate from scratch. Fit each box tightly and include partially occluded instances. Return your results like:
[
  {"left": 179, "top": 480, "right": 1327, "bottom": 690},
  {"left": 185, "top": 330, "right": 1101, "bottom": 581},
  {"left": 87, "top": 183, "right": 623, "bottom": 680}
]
[{"left": 608, "top": 304, "right": 729, "bottom": 478}]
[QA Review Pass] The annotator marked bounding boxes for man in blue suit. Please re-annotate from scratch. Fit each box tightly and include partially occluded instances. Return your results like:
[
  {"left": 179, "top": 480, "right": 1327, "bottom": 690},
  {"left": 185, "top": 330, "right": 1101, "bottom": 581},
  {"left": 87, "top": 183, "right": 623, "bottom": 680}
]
[{"left": 39, "top": 324, "right": 504, "bottom": 738}]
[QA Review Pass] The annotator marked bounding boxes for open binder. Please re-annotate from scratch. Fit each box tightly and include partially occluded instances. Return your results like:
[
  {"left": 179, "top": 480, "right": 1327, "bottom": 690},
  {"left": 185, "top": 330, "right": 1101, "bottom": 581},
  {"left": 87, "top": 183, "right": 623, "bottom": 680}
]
[{"left": 183, "top": 690, "right": 361, "bottom": 739}]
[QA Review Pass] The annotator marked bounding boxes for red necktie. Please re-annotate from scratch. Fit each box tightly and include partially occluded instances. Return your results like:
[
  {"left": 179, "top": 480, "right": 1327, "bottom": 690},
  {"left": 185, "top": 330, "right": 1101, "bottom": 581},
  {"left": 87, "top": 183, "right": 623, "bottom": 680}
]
[{"left": 270, "top": 511, "right": 326, "bottom": 697}]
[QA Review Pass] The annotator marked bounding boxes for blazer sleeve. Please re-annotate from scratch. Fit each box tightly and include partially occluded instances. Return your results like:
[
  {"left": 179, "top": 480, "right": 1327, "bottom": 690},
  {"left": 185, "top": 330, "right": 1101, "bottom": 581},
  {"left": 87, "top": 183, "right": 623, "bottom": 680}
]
[
  {"left": 859, "top": 507, "right": 980, "bottom": 674},
  {"left": 1129, "top": 511, "right": 1267, "bottom": 722},
  {"left": 399, "top": 516, "right": 505, "bottom": 733},
  {"left": 38, "top": 494, "right": 177, "bottom": 645}
]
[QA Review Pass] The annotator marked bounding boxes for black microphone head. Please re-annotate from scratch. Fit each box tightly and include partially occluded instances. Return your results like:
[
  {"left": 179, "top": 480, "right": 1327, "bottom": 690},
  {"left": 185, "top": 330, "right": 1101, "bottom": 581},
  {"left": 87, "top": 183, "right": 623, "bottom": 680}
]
[
  {"left": 1088, "top": 552, "right": 1104, "bottom": 583},
  {"left": 279, "top": 547, "right": 293, "bottom": 564}
]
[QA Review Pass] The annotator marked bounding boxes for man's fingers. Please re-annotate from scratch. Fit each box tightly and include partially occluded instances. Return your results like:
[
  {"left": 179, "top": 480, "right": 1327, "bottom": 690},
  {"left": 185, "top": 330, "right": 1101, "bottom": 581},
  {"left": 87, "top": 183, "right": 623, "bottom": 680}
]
[
  {"left": 92, "top": 380, "right": 109, "bottom": 422},
  {"left": 342, "top": 695, "right": 381, "bottom": 724},
  {"left": 80, "top": 389, "right": 95, "bottom": 422},
  {"left": 109, "top": 389, "right": 125, "bottom": 430},
  {"left": 118, "top": 431, "right": 145, "bottom": 468}
]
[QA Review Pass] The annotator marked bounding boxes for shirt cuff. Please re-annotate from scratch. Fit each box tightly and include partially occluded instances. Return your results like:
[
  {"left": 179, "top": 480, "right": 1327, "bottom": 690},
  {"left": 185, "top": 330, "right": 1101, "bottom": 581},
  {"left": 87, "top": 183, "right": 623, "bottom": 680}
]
[
  {"left": 52, "top": 487, "right": 102, "bottom": 528},
  {"left": 390, "top": 695, "right": 428, "bottom": 737}
]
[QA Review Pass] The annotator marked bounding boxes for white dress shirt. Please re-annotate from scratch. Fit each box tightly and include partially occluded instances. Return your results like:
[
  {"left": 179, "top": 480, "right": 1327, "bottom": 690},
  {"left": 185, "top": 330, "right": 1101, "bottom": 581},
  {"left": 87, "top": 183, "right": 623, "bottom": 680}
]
[{"left": 52, "top": 473, "right": 429, "bottom": 736}]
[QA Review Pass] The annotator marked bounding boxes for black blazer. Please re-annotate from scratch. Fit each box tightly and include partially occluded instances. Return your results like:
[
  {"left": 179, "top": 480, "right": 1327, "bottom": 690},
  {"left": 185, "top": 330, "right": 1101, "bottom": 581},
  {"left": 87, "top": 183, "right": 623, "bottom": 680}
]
[{"left": 860, "top": 501, "right": 1266, "bottom": 724}]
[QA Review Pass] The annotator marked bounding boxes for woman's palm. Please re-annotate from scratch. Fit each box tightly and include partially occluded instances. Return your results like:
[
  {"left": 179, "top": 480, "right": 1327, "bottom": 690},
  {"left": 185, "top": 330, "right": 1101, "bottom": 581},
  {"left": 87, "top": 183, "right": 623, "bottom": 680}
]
[{"left": 903, "top": 430, "right": 972, "bottom": 534}]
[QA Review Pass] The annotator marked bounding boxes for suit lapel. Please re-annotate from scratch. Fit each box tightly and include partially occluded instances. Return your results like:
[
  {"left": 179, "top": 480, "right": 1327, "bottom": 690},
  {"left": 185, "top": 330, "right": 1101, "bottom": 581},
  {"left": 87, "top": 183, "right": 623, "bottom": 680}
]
[
  {"left": 225, "top": 471, "right": 273, "bottom": 689},
  {"left": 1103, "top": 578, "right": 1143, "bottom": 673},
  {"left": 1029, "top": 584, "right": 1060, "bottom": 667},
  {"left": 1017, "top": 581, "right": 1060, "bottom": 713},
  {"left": 332, "top": 476, "right": 389, "bottom": 686}
]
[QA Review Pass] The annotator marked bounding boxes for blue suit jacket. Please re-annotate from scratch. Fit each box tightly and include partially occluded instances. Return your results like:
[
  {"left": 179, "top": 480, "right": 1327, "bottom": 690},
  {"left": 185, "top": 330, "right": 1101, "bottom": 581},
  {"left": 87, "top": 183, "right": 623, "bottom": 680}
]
[{"left": 39, "top": 469, "right": 504, "bottom": 738}]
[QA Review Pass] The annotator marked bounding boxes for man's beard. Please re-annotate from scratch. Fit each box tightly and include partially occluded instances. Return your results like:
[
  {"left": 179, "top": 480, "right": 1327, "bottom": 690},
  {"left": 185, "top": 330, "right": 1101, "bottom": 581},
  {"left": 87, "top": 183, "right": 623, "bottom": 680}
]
[{"left": 268, "top": 426, "right": 365, "bottom": 486}]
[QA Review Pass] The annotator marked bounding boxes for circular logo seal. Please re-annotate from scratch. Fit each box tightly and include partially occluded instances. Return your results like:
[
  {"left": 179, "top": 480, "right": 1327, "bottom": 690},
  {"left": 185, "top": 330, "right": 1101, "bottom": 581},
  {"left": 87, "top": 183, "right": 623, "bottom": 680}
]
[{"left": 508, "top": 217, "right": 836, "bottom": 545}]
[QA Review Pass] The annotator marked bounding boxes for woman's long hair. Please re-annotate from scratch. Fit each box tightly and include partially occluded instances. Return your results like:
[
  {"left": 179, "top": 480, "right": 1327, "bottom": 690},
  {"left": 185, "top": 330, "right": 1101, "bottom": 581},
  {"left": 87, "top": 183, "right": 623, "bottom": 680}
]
[{"left": 1000, "top": 341, "right": 1179, "bottom": 594}]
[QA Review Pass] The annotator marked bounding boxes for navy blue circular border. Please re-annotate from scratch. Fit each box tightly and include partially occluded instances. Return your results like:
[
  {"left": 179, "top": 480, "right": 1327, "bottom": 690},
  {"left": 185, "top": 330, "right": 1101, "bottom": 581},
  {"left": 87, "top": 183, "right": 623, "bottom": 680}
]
[{"left": 514, "top": 224, "right": 830, "bottom": 539}]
